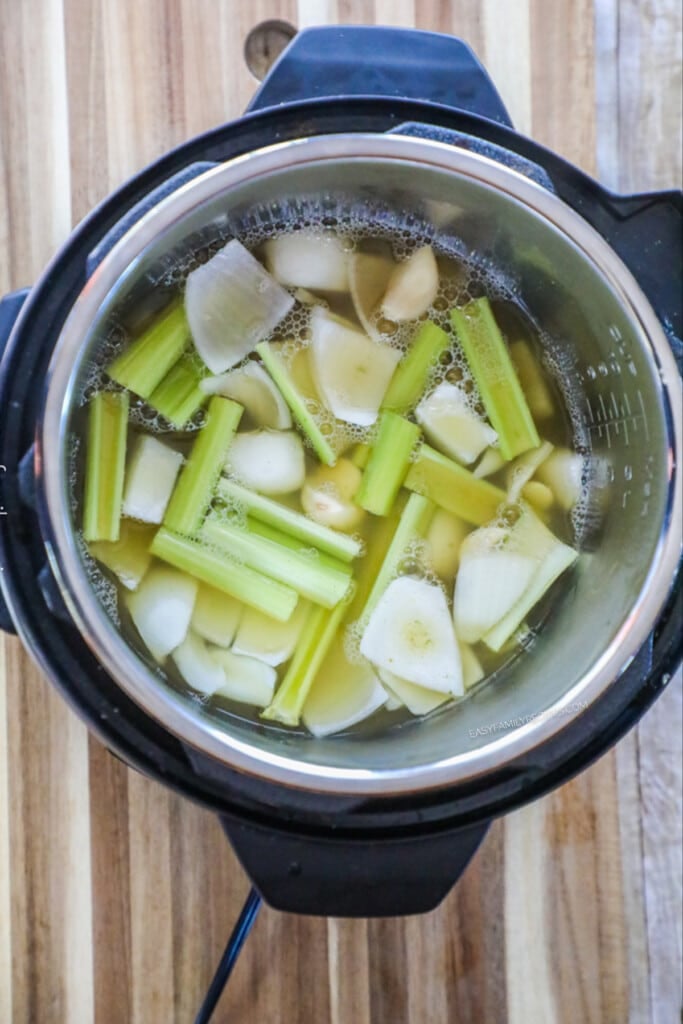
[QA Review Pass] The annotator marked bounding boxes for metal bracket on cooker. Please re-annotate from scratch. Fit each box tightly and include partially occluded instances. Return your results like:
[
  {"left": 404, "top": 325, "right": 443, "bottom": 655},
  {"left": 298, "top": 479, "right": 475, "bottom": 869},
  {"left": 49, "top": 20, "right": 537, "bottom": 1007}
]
[{"left": 387, "top": 121, "right": 557, "bottom": 194}]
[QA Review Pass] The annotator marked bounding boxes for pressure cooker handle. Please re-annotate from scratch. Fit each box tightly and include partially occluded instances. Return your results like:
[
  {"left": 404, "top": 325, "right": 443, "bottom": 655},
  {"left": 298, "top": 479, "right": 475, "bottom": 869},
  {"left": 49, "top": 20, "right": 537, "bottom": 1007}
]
[
  {"left": 247, "top": 26, "right": 513, "bottom": 127},
  {"left": 221, "top": 814, "right": 489, "bottom": 917},
  {"left": 0, "top": 288, "right": 31, "bottom": 635}
]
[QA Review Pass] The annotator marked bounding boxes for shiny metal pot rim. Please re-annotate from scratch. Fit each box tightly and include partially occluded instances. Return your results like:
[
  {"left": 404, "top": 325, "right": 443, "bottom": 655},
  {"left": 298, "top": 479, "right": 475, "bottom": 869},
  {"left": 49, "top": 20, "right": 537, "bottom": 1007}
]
[{"left": 38, "top": 133, "right": 682, "bottom": 795}]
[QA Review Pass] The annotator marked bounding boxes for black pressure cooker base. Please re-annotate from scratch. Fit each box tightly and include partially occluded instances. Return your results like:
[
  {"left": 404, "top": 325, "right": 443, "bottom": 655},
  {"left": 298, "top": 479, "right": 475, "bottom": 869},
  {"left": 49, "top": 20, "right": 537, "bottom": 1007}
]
[{"left": 0, "top": 94, "right": 680, "bottom": 845}]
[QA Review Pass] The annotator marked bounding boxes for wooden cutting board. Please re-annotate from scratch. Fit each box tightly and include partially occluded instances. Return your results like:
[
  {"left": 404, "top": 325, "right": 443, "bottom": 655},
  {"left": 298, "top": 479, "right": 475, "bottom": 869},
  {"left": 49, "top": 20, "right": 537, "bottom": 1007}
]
[{"left": 0, "top": 2, "right": 681, "bottom": 1022}]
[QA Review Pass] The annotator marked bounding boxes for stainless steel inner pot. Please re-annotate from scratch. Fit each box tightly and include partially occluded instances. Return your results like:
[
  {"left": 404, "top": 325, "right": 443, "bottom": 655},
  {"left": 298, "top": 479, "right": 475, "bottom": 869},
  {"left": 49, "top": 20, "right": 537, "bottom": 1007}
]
[{"left": 38, "top": 134, "right": 682, "bottom": 795}]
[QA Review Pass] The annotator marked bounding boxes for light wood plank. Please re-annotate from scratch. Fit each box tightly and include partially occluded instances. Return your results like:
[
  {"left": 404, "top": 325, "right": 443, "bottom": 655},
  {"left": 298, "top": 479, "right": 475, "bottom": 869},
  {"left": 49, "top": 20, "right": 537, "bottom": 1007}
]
[
  {"left": 127, "top": 772, "right": 175, "bottom": 1024},
  {"left": 0, "top": 3, "right": 681, "bottom": 1022},
  {"left": 0, "top": 636, "right": 13, "bottom": 1024}
]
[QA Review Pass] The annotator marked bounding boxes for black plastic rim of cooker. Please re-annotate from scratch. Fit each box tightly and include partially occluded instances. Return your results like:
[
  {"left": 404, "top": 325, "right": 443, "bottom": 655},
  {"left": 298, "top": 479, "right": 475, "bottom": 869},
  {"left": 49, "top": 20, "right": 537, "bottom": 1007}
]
[{"left": 0, "top": 27, "right": 681, "bottom": 917}]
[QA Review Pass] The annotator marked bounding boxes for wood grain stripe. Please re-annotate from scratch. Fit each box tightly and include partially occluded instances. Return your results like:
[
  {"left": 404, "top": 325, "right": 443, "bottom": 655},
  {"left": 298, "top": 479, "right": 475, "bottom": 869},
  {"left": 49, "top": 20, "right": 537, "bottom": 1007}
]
[
  {"left": 0, "top": 637, "right": 12, "bottom": 1024},
  {"left": 0, "top": 2, "right": 681, "bottom": 1022}
]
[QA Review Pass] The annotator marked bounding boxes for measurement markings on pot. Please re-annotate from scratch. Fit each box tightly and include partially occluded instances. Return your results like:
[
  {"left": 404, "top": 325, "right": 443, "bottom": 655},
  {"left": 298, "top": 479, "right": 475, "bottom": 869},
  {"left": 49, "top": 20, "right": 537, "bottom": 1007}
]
[
  {"left": 585, "top": 387, "right": 650, "bottom": 448},
  {"left": 468, "top": 700, "right": 588, "bottom": 738}
]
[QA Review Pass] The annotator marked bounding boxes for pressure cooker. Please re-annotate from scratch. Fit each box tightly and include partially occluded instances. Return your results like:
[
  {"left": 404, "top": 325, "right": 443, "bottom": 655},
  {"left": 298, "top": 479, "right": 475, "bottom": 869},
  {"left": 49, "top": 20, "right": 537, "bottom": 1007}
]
[{"left": 0, "top": 26, "right": 680, "bottom": 921}]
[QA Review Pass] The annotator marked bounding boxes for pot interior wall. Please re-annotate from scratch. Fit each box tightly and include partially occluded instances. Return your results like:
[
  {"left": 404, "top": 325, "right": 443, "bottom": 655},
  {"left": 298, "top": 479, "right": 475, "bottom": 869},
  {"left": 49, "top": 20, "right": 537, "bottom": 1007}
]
[{"left": 58, "top": 151, "right": 672, "bottom": 776}]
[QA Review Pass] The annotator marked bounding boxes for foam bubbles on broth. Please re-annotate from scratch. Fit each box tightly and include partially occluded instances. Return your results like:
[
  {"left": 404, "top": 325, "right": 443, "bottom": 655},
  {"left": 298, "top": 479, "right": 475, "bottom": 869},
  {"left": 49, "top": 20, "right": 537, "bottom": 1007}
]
[{"left": 73, "top": 191, "right": 591, "bottom": 735}]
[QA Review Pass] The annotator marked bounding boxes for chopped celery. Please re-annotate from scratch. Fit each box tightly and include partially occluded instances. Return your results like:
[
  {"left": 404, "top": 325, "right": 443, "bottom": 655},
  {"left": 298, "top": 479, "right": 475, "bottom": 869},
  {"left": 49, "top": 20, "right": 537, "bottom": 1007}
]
[
  {"left": 191, "top": 584, "right": 243, "bottom": 647},
  {"left": 356, "top": 412, "right": 420, "bottom": 516},
  {"left": 405, "top": 444, "right": 506, "bottom": 526},
  {"left": 381, "top": 321, "right": 450, "bottom": 414},
  {"left": 345, "top": 496, "right": 405, "bottom": 624},
  {"left": 256, "top": 341, "right": 337, "bottom": 466},
  {"left": 350, "top": 443, "right": 371, "bottom": 469},
  {"left": 217, "top": 479, "right": 362, "bottom": 563},
  {"left": 151, "top": 528, "right": 298, "bottom": 622},
  {"left": 262, "top": 600, "right": 347, "bottom": 726},
  {"left": 360, "top": 492, "right": 435, "bottom": 624},
  {"left": 164, "top": 396, "right": 242, "bottom": 535},
  {"left": 83, "top": 391, "right": 129, "bottom": 542},
  {"left": 122, "top": 435, "right": 184, "bottom": 524},
  {"left": 148, "top": 350, "right": 208, "bottom": 427},
  {"left": 89, "top": 521, "right": 155, "bottom": 591},
  {"left": 201, "top": 516, "right": 353, "bottom": 608},
  {"left": 108, "top": 300, "right": 190, "bottom": 399},
  {"left": 451, "top": 298, "right": 540, "bottom": 459}
]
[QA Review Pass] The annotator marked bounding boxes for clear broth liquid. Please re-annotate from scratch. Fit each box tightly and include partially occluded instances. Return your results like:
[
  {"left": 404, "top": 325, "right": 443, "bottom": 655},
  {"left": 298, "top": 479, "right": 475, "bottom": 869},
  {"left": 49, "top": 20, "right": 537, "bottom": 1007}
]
[{"left": 75, "top": 199, "right": 589, "bottom": 738}]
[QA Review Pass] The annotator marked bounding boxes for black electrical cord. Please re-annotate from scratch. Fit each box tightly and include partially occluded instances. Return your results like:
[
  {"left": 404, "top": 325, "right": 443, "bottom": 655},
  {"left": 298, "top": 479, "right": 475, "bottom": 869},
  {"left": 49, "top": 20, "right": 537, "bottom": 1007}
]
[{"left": 193, "top": 886, "right": 262, "bottom": 1024}]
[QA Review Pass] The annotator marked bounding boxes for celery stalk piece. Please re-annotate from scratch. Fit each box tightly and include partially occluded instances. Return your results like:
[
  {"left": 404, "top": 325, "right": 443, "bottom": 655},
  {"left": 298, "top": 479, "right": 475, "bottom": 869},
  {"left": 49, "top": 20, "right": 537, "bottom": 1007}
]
[
  {"left": 148, "top": 350, "right": 208, "bottom": 427},
  {"left": 256, "top": 341, "right": 337, "bottom": 466},
  {"left": 345, "top": 496, "right": 405, "bottom": 624},
  {"left": 201, "top": 516, "right": 353, "bottom": 608},
  {"left": 356, "top": 412, "right": 420, "bottom": 516},
  {"left": 350, "top": 443, "right": 371, "bottom": 469},
  {"left": 381, "top": 321, "right": 450, "bottom": 414},
  {"left": 151, "top": 528, "right": 298, "bottom": 622},
  {"left": 83, "top": 391, "right": 129, "bottom": 542},
  {"left": 360, "top": 492, "right": 435, "bottom": 625},
  {"left": 164, "top": 396, "right": 243, "bottom": 535},
  {"left": 108, "top": 300, "right": 190, "bottom": 399},
  {"left": 405, "top": 444, "right": 506, "bottom": 526},
  {"left": 451, "top": 298, "right": 540, "bottom": 459},
  {"left": 262, "top": 600, "right": 347, "bottom": 726},
  {"left": 89, "top": 521, "right": 155, "bottom": 591},
  {"left": 216, "top": 479, "right": 362, "bottom": 562}
]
